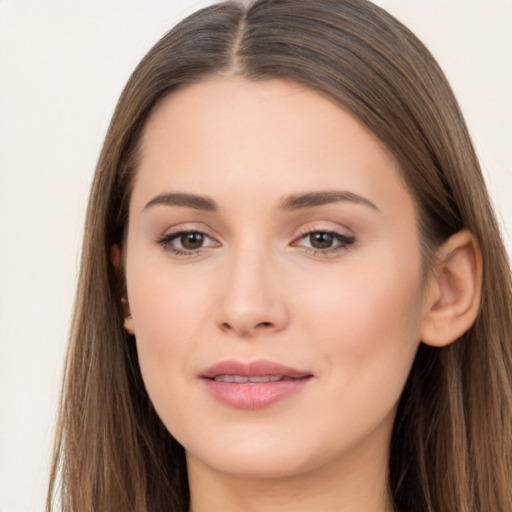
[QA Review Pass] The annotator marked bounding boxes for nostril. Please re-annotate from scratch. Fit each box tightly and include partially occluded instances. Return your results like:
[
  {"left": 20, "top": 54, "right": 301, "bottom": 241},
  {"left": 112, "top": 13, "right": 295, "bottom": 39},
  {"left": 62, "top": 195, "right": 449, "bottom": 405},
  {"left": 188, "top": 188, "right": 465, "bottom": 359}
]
[
  {"left": 256, "top": 322, "right": 273, "bottom": 328},
  {"left": 220, "top": 320, "right": 274, "bottom": 335},
  {"left": 219, "top": 318, "right": 278, "bottom": 338}
]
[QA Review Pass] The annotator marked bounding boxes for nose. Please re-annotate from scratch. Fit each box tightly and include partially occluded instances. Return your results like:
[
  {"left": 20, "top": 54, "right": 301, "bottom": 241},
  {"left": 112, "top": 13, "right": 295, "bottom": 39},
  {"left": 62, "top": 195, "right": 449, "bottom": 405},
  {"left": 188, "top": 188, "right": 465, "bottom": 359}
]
[{"left": 215, "top": 246, "right": 289, "bottom": 337}]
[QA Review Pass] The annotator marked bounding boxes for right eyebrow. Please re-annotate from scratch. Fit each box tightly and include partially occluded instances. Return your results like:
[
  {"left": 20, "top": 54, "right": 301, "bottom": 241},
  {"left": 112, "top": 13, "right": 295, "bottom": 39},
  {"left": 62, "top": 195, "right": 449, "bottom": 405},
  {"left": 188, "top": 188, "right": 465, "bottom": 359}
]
[{"left": 143, "top": 192, "right": 219, "bottom": 212}]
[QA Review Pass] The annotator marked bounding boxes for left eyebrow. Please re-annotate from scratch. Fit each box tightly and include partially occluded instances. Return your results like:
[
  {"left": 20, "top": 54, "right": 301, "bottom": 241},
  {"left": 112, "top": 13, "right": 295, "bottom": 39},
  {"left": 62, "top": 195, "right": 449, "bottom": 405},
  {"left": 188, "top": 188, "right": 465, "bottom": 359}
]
[
  {"left": 143, "top": 192, "right": 219, "bottom": 212},
  {"left": 279, "top": 190, "right": 380, "bottom": 212}
]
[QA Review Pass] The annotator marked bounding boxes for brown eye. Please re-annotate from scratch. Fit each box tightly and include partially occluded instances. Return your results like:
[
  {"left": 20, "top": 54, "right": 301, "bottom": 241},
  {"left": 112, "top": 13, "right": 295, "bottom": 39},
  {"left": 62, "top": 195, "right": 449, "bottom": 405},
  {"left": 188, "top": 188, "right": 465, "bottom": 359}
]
[
  {"left": 309, "top": 232, "right": 335, "bottom": 249},
  {"left": 292, "top": 229, "right": 355, "bottom": 255},
  {"left": 157, "top": 230, "right": 219, "bottom": 255},
  {"left": 180, "top": 232, "right": 204, "bottom": 250}
]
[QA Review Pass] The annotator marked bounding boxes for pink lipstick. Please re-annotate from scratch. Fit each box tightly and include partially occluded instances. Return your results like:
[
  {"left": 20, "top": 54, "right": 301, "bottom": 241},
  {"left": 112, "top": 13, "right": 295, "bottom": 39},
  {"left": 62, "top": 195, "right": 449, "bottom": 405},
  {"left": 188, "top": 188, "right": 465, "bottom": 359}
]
[{"left": 199, "top": 360, "right": 313, "bottom": 410}]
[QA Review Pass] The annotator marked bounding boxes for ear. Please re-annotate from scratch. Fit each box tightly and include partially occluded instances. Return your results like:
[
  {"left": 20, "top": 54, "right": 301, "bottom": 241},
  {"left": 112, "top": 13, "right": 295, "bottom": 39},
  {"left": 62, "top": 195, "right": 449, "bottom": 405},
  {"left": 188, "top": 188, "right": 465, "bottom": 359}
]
[
  {"left": 421, "top": 230, "right": 482, "bottom": 347},
  {"left": 111, "top": 244, "right": 134, "bottom": 335}
]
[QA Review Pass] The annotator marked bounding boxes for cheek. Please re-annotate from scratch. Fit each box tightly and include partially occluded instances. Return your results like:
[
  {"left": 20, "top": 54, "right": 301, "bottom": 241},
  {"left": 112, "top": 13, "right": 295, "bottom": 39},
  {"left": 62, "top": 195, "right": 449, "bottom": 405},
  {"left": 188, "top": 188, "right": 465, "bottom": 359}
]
[
  {"left": 128, "top": 251, "right": 217, "bottom": 345},
  {"left": 300, "top": 250, "right": 424, "bottom": 386},
  {"left": 126, "top": 259, "right": 216, "bottom": 414}
]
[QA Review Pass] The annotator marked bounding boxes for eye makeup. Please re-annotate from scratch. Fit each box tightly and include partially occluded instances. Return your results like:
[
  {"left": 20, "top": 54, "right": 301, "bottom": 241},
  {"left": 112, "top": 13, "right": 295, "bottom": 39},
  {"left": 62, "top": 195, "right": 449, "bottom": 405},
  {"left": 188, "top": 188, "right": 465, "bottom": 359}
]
[
  {"left": 155, "top": 225, "right": 356, "bottom": 258},
  {"left": 156, "top": 229, "right": 220, "bottom": 256},
  {"left": 292, "top": 230, "right": 355, "bottom": 256}
]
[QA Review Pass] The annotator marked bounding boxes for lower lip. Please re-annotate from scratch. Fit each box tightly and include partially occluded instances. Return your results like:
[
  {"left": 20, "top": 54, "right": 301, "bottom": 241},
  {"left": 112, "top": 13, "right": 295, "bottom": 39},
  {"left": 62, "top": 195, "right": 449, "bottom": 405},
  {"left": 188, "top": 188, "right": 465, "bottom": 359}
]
[{"left": 203, "top": 378, "right": 311, "bottom": 410}]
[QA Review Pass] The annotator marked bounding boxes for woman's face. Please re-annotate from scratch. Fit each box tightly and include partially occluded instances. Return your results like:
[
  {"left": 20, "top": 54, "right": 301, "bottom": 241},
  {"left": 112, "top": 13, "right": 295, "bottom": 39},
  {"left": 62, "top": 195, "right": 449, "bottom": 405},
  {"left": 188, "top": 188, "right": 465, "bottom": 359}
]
[{"left": 125, "top": 77, "right": 429, "bottom": 480}]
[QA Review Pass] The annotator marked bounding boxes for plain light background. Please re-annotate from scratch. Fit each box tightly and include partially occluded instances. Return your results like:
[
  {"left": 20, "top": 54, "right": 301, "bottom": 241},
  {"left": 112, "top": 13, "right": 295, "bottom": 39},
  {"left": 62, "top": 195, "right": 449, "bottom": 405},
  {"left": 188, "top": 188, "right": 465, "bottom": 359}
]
[{"left": 0, "top": 1, "right": 510, "bottom": 511}]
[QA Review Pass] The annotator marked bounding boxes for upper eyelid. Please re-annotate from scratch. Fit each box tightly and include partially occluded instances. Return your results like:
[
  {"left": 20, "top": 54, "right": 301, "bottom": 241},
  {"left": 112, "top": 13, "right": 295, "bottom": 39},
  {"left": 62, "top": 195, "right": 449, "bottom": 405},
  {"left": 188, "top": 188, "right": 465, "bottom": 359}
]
[
  {"left": 156, "top": 223, "right": 354, "bottom": 243},
  {"left": 292, "top": 230, "right": 355, "bottom": 245},
  {"left": 161, "top": 229, "right": 219, "bottom": 245},
  {"left": 161, "top": 223, "right": 219, "bottom": 239},
  {"left": 296, "top": 230, "right": 353, "bottom": 239},
  {"left": 294, "top": 223, "right": 354, "bottom": 238},
  {"left": 155, "top": 223, "right": 219, "bottom": 246}
]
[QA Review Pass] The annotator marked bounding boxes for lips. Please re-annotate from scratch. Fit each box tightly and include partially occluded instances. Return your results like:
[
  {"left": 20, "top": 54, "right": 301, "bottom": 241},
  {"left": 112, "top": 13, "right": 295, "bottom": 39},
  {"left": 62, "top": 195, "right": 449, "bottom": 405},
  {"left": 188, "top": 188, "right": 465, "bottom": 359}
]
[
  {"left": 199, "top": 360, "right": 313, "bottom": 410},
  {"left": 213, "top": 375, "right": 285, "bottom": 383}
]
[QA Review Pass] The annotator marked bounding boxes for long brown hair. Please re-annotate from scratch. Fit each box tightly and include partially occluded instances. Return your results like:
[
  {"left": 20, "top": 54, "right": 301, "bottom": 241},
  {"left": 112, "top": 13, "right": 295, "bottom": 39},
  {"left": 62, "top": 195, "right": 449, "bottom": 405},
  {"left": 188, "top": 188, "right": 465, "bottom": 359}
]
[{"left": 47, "top": 1, "right": 512, "bottom": 511}]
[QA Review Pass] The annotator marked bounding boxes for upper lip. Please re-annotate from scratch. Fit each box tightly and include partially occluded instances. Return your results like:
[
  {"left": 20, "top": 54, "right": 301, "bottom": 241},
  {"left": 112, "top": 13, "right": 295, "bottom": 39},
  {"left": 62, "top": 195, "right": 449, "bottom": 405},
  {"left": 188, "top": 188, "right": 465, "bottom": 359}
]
[{"left": 199, "top": 359, "right": 313, "bottom": 379}]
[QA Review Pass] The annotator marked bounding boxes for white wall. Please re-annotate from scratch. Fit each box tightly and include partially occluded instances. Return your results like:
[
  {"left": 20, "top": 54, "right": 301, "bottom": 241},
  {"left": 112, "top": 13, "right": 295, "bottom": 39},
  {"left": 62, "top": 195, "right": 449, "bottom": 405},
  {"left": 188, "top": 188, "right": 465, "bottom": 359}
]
[{"left": 0, "top": 1, "right": 510, "bottom": 511}]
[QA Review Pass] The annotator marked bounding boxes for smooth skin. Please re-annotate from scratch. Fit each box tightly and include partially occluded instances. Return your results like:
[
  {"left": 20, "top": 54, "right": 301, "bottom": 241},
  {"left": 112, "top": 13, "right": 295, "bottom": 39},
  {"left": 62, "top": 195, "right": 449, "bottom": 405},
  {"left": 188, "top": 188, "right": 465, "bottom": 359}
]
[{"left": 120, "top": 77, "right": 481, "bottom": 512}]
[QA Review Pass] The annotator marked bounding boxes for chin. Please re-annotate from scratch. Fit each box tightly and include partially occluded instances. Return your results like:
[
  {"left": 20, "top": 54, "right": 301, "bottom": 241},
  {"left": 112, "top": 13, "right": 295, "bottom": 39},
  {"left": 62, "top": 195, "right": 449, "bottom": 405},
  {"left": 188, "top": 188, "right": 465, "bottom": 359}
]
[
  {"left": 183, "top": 428, "right": 340, "bottom": 480},
  {"left": 190, "top": 450, "right": 317, "bottom": 480}
]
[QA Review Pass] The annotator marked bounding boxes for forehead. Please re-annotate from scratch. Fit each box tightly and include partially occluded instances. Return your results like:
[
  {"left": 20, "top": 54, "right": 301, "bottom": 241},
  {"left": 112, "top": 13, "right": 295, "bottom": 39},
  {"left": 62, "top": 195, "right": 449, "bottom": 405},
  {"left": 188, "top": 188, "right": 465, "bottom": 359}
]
[{"left": 133, "top": 76, "right": 412, "bottom": 219}]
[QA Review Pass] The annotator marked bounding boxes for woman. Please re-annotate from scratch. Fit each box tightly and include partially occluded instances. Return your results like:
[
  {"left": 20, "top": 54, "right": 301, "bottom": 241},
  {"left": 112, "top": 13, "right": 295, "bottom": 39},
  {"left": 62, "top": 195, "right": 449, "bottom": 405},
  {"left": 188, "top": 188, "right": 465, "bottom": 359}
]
[{"left": 47, "top": 1, "right": 512, "bottom": 511}]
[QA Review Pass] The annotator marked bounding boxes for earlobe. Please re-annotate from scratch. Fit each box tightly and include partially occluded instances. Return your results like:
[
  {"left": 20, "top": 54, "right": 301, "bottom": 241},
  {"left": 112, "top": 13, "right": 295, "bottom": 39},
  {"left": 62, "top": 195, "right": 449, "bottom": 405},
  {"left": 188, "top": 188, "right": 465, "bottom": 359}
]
[
  {"left": 121, "top": 297, "right": 134, "bottom": 335},
  {"left": 123, "top": 314, "right": 135, "bottom": 335},
  {"left": 111, "top": 244, "right": 135, "bottom": 336},
  {"left": 421, "top": 230, "right": 482, "bottom": 347}
]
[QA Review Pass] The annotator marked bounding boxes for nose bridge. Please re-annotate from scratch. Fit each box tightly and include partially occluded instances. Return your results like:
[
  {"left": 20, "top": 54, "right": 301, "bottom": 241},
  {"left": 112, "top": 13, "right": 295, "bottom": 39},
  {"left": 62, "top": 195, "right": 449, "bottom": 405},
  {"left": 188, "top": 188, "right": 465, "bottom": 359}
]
[{"left": 217, "top": 238, "right": 288, "bottom": 336}]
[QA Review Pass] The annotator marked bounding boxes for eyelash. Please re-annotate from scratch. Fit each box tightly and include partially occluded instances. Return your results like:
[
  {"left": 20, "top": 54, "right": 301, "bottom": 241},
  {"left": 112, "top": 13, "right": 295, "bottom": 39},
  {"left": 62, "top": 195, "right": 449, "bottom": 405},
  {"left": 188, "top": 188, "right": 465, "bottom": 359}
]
[
  {"left": 292, "top": 229, "right": 355, "bottom": 255},
  {"left": 156, "top": 228, "right": 355, "bottom": 257},
  {"left": 156, "top": 230, "right": 219, "bottom": 256}
]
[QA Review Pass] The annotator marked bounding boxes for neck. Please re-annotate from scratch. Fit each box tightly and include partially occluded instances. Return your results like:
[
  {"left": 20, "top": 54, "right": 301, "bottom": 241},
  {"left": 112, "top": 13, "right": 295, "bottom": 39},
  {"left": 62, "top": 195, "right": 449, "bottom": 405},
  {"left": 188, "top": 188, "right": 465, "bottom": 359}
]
[{"left": 187, "top": 439, "right": 393, "bottom": 512}]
